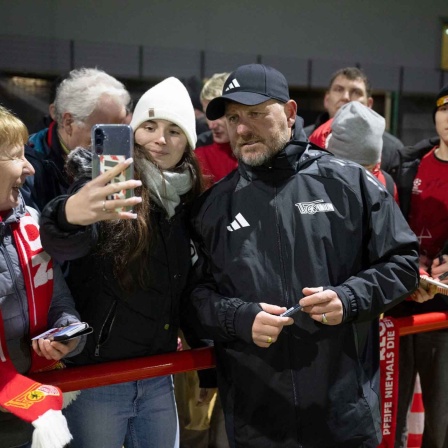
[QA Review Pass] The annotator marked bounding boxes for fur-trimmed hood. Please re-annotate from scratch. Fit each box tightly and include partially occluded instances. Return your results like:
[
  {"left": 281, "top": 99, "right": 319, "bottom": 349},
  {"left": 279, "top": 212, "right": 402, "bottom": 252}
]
[{"left": 65, "top": 147, "right": 93, "bottom": 182}]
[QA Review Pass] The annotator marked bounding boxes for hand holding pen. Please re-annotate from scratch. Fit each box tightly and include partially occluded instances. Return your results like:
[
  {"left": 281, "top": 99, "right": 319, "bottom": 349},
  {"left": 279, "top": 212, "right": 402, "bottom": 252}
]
[{"left": 431, "top": 254, "right": 448, "bottom": 283}]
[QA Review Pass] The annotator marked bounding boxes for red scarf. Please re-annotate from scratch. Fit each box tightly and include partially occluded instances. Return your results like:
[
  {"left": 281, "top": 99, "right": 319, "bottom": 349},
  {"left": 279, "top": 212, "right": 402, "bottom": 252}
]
[{"left": 0, "top": 211, "right": 71, "bottom": 447}]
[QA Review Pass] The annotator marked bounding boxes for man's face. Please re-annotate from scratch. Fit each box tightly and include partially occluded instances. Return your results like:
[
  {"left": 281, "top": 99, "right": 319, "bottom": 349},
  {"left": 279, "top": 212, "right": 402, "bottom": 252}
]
[
  {"left": 202, "top": 100, "right": 230, "bottom": 144},
  {"left": 225, "top": 99, "right": 296, "bottom": 166},
  {"left": 63, "top": 95, "right": 128, "bottom": 150},
  {"left": 324, "top": 75, "right": 373, "bottom": 118},
  {"left": 435, "top": 103, "right": 448, "bottom": 145}
]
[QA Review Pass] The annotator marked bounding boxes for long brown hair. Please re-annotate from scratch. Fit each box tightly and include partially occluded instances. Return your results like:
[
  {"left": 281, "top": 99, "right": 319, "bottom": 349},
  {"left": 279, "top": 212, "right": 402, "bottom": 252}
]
[{"left": 97, "top": 143, "right": 204, "bottom": 292}]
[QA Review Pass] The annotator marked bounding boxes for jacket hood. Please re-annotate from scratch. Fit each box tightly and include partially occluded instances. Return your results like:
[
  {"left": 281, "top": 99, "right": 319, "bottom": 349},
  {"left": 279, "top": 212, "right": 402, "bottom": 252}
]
[
  {"left": 65, "top": 147, "right": 93, "bottom": 182},
  {"left": 292, "top": 115, "right": 308, "bottom": 142}
]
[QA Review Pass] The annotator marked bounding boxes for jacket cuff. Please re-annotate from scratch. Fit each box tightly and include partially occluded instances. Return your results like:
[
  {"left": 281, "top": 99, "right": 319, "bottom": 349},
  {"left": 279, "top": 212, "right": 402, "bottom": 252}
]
[
  {"left": 232, "top": 302, "right": 263, "bottom": 344},
  {"left": 57, "top": 197, "right": 85, "bottom": 232},
  {"left": 326, "top": 285, "right": 358, "bottom": 322}
]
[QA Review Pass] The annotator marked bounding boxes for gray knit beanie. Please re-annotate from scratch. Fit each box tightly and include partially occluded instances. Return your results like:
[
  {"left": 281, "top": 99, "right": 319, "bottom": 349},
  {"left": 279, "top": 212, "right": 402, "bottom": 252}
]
[{"left": 328, "top": 102, "right": 385, "bottom": 166}]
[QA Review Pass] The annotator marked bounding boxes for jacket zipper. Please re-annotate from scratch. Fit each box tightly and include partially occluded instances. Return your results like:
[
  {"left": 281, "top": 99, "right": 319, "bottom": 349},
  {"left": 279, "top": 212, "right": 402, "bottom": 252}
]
[
  {"left": 274, "top": 184, "right": 301, "bottom": 442},
  {"left": 94, "top": 301, "right": 117, "bottom": 357}
]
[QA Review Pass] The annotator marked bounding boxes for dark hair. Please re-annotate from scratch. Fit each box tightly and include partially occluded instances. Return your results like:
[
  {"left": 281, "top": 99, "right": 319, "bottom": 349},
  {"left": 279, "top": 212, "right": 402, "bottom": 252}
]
[
  {"left": 97, "top": 143, "right": 204, "bottom": 292},
  {"left": 184, "top": 76, "right": 204, "bottom": 112},
  {"left": 328, "top": 67, "right": 372, "bottom": 98}
]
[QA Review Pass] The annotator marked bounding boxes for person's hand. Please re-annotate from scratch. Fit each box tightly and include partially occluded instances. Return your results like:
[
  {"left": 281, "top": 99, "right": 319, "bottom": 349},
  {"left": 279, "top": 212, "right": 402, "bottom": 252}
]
[
  {"left": 299, "top": 287, "right": 343, "bottom": 325},
  {"left": 65, "top": 157, "right": 143, "bottom": 226},
  {"left": 410, "top": 281, "right": 437, "bottom": 303},
  {"left": 32, "top": 337, "right": 80, "bottom": 361},
  {"left": 252, "top": 303, "right": 294, "bottom": 348},
  {"left": 430, "top": 255, "right": 448, "bottom": 283},
  {"left": 196, "top": 388, "right": 217, "bottom": 407},
  {"left": 419, "top": 254, "right": 432, "bottom": 273}
]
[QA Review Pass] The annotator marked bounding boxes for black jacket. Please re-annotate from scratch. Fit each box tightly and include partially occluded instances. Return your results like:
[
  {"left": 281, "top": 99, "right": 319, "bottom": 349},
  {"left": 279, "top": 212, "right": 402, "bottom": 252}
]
[
  {"left": 39, "top": 153, "right": 215, "bottom": 386},
  {"left": 387, "top": 135, "right": 448, "bottom": 317},
  {"left": 395, "top": 136, "right": 440, "bottom": 220},
  {"left": 190, "top": 118, "right": 419, "bottom": 448}
]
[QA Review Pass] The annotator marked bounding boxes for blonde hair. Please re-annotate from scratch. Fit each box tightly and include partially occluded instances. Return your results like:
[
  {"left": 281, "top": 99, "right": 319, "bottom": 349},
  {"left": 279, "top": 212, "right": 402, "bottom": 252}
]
[
  {"left": 0, "top": 105, "right": 28, "bottom": 152},
  {"left": 200, "top": 72, "right": 230, "bottom": 103}
]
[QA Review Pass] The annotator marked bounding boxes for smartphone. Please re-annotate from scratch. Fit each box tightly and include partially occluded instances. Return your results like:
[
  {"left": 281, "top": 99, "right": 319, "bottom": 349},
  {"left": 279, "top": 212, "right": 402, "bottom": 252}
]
[
  {"left": 91, "top": 124, "right": 134, "bottom": 211},
  {"left": 32, "top": 322, "right": 93, "bottom": 342}
]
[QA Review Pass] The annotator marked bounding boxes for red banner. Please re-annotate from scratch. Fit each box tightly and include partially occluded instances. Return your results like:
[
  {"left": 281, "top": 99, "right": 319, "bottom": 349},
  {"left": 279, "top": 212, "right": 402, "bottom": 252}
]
[{"left": 378, "top": 317, "right": 400, "bottom": 447}]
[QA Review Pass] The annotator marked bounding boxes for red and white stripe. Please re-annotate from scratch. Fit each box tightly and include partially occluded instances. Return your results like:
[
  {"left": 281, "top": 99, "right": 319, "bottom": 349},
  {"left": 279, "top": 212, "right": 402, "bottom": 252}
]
[{"left": 407, "top": 375, "right": 424, "bottom": 448}]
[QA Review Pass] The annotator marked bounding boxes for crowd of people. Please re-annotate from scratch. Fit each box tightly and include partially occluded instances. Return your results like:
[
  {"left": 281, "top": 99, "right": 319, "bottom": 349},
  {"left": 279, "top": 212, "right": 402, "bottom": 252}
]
[{"left": 0, "top": 62, "right": 447, "bottom": 448}]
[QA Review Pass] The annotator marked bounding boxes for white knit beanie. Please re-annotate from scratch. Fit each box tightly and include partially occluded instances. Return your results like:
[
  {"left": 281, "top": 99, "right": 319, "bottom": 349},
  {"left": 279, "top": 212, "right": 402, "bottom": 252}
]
[
  {"left": 130, "top": 77, "right": 197, "bottom": 149},
  {"left": 328, "top": 102, "right": 385, "bottom": 166}
]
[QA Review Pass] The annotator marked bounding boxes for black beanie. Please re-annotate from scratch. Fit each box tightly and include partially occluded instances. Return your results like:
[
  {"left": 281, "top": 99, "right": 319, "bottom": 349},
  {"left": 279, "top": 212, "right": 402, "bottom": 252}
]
[{"left": 433, "top": 84, "right": 448, "bottom": 122}]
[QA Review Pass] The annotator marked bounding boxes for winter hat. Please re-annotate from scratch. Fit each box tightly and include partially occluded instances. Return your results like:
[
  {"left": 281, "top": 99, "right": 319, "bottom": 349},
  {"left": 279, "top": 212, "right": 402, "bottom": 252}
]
[
  {"left": 130, "top": 77, "right": 197, "bottom": 149},
  {"left": 206, "top": 64, "right": 290, "bottom": 120},
  {"left": 328, "top": 101, "right": 385, "bottom": 166},
  {"left": 433, "top": 84, "right": 448, "bottom": 122}
]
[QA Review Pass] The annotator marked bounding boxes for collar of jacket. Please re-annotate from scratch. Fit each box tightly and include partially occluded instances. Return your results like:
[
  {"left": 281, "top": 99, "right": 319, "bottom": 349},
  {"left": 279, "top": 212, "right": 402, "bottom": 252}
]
[
  {"left": 28, "top": 122, "right": 67, "bottom": 173},
  {"left": 238, "top": 116, "right": 328, "bottom": 182},
  {"left": 0, "top": 195, "right": 26, "bottom": 243}
]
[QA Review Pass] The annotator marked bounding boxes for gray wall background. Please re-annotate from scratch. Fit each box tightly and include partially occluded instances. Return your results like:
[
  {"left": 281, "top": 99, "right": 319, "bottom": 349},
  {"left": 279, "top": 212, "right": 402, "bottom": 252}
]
[
  {"left": 1, "top": 0, "right": 448, "bottom": 144},
  {"left": 1, "top": 0, "right": 448, "bottom": 93}
]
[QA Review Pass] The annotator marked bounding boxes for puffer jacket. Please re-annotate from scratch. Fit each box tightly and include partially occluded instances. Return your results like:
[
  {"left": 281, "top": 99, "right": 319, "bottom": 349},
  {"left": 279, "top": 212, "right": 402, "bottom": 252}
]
[
  {"left": 0, "top": 196, "right": 82, "bottom": 373},
  {"left": 190, "top": 117, "right": 419, "bottom": 448}
]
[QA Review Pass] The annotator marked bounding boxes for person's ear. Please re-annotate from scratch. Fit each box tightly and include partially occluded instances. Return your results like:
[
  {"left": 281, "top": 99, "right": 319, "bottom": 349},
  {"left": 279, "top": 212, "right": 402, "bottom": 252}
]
[
  {"left": 367, "top": 97, "right": 374, "bottom": 109},
  {"left": 323, "top": 91, "right": 330, "bottom": 111},
  {"left": 48, "top": 103, "right": 56, "bottom": 120},
  {"left": 61, "top": 112, "right": 74, "bottom": 136},
  {"left": 284, "top": 100, "right": 298, "bottom": 128}
]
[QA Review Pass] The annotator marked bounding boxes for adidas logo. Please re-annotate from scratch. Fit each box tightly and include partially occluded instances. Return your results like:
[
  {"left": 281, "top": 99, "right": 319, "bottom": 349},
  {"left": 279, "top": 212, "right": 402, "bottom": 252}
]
[
  {"left": 227, "top": 213, "right": 250, "bottom": 232},
  {"left": 225, "top": 78, "right": 240, "bottom": 91}
]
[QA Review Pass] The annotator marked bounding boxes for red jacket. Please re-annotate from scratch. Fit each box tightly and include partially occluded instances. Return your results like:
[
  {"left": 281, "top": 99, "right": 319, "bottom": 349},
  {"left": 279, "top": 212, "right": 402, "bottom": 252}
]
[{"left": 195, "top": 142, "right": 237, "bottom": 188}]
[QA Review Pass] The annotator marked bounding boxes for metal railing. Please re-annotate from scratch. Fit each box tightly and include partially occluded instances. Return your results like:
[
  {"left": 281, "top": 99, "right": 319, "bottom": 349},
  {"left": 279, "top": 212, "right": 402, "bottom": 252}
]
[{"left": 31, "top": 312, "right": 448, "bottom": 392}]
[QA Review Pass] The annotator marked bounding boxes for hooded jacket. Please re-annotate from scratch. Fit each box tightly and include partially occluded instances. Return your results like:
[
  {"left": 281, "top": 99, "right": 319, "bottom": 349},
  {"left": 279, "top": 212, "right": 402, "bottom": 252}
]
[{"left": 190, "top": 117, "right": 419, "bottom": 448}]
